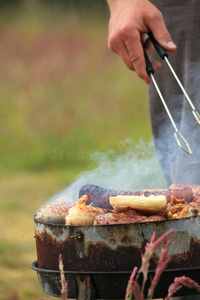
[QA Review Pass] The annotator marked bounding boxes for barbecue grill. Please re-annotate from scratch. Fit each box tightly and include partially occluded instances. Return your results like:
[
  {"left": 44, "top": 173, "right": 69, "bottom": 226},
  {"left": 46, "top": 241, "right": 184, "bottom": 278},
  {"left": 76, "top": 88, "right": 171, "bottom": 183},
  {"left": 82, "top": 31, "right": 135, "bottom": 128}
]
[
  {"left": 31, "top": 213, "right": 200, "bottom": 299},
  {"left": 31, "top": 261, "right": 200, "bottom": 299}
]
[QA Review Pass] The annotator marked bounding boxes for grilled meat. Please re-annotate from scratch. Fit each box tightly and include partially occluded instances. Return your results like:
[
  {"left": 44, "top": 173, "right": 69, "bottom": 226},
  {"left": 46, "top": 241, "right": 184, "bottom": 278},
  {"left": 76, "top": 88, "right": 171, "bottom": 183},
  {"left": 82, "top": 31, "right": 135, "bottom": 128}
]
[
  {"left": 65, "top": 195, "right": 108, "bottom": 226},
  {"left": 94, "top": 209, "right": 146, "bottom": 225},
  {"left": 166, "top": 195, "right": 200, "bottom": 219},
  {"left": 34, "top": 196, "right": 74, "bottom": 224},
  {"left": 94, "top": 209, "right": 166, "bottom": 225},
  {"left": 34, "top": 184, "right": 199, "bottom": 226},
  {"left": 79, "top": 184, "right": 193, "bottom": 209},
  {"left": 79, "top": 184, "right": 142, "bottom": 209}
]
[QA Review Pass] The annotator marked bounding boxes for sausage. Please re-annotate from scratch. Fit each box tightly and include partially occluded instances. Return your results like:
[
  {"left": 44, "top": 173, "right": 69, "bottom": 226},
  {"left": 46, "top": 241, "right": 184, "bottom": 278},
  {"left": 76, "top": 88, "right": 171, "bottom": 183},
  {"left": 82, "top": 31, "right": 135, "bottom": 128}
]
[
  {"left": 79, "top": 184, "right": 193, "bottom": 209},
  {"left": 170, "top": 183, "right": 200, "bottom": 202},
  {"left": 34, "top": 196, "right": 75, "bottom": 224},
  {"left": 169, "top": 183, "right": 200, "bottom": 190},
  {"left": 146, "top": 187, "right": 193, "bottom": 203},
  {"left": 79, "top": 184, "right": 142, "bottom": 209}
]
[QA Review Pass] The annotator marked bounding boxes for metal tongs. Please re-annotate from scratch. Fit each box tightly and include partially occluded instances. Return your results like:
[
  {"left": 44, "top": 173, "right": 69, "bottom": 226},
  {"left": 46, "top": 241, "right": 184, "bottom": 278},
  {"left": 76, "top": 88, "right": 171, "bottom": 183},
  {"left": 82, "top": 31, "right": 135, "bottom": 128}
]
[{"left": 144, "top": 33, "right": 200, "bottom": 156}]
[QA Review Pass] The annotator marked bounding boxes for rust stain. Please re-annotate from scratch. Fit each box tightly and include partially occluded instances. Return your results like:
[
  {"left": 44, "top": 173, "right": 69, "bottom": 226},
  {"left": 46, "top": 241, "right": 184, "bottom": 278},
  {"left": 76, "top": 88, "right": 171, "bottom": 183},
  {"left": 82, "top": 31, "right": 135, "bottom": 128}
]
[
  {"left": 34, "top": 216, "right": 200, "bottom": 272},
  {"left": 35, "top": 226, "right": 200, "bottom": 272},
  {"left": 168, "top": 238, "right": 200, "bottom": 269},
  {"left": 36, "top": 229, "right": 142, "bottom": 271}
]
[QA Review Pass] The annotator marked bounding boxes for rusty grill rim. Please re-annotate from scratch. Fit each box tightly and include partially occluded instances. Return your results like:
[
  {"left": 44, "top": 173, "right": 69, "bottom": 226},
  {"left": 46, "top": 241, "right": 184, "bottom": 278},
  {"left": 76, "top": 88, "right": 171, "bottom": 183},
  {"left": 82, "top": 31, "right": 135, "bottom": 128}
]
[{"left": 33, "top": 214, "right": 200, "bottom": 227}]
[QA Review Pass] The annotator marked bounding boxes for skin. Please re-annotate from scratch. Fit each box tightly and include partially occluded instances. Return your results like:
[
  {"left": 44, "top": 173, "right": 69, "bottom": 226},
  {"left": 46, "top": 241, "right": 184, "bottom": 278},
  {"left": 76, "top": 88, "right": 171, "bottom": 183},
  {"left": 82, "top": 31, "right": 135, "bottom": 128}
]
[{"left": 107, "top": 0, "right": 177, "bottom": 84}]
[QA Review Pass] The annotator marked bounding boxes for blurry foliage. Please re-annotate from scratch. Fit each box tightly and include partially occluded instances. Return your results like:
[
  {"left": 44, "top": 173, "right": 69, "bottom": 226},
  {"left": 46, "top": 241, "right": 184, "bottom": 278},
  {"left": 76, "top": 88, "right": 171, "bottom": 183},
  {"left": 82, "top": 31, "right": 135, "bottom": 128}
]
[
  {"left": 42, "top": 0, "right": 108, "bottom": 10},
  {"left": 0, "top": 0, "right": 108, "bottom": 12},
  {"left": 0, "top": 171, "right": 70, "bottom": 300},
  {"left": 0, "top": 1, "right": 150, "bottom": 175},
  {"left": 0, "top": 0, "right": 21, "bottom": 8}
]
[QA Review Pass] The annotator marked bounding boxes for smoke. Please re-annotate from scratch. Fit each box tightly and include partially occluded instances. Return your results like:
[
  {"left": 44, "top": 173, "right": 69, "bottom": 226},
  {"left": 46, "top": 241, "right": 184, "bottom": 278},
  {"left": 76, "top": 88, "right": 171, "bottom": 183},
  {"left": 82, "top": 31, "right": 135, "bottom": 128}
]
[
  {"left": 47, "top": 59, "right": 200, "bottom": 206},
  {"left": 50, "top": 138, "right": 167, "bottom": 203},
  {"left": 147, "top": 57, "right": 200, "bottom": 186}
]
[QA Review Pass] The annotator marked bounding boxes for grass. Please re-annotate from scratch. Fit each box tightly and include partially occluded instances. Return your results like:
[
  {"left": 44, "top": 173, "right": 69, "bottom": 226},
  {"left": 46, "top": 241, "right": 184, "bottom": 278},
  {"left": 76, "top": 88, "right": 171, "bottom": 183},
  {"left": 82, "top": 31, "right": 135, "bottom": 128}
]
[
  {"left": 0, "top": 170, "right": 75, "bottom": 300},
  {"left": 0, "top": 2, "right": 160, "bottom": 299},
  {"left": 0, "top": 1, "right": 151, "bottom": 175}
]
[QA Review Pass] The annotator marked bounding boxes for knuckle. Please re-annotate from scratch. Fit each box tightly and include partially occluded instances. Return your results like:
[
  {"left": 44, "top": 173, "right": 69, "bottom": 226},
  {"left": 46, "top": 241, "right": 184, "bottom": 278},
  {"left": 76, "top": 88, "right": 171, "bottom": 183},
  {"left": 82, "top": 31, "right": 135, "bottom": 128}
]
[
  {"left": 119, "top": 24, "right": 129, "bottom": 37},
  {"left": 130, "top": 55, "right": 138, "bottom": 65},
  {"left": 108, "top": 41, "right": 113, "bottom": 51},
  {"left": 108, "top": 32, "right": 117, "bottom": 46},
  {"left": 109, "top": 24, "right": 130, "bottom": 43},
  {"left": 149, "top": 9, "right": 163, "bottom": 23},
  {"left": 118, "top": 24, "right": 135, "bottom": 40}
]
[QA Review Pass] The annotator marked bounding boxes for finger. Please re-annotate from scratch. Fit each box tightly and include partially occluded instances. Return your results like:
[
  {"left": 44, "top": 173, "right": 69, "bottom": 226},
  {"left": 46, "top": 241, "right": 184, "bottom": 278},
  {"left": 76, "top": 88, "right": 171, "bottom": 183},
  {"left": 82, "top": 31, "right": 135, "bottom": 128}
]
[
  {"left": 143, "top": 37, "right": 154, "bottom": 57},
  {"left": 109, "top": 34, "right": 135, "bottom": 71},
  {"left": 144, "top": 39, "right": 162, "bottom": 72},
  {"left": 108, "top": 37, "right": 118, "bottom": 54},
  {"left": 146, "top": 10, "right": 177, "bottom": 52},
  {"left": 141, "top": 60, "right": 161, "bottom": 85},
  {"left": 151, "top": 60, "right": 162, "bottom": 72},
  {"left": 124, "top": 31, "right": 150, "bottom": 83},
  {"left": 119, "top": 42, "right": 136, "bottom": 71}
]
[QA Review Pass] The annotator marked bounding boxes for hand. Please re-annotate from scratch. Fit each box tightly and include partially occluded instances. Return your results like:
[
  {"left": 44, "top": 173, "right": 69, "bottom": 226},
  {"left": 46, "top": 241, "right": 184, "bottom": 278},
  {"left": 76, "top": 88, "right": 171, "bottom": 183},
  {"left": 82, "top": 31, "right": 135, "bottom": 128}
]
[{"left": 107, "top": 0, "right": 177, "bottom": 83}]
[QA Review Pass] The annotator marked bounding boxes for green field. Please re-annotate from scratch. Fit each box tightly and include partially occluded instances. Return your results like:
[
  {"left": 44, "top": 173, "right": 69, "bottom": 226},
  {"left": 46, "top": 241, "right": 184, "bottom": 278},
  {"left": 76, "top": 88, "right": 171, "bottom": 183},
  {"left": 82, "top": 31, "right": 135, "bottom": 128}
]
[{"left": 0, "top": 3, "right": 166, "bottom": 299}]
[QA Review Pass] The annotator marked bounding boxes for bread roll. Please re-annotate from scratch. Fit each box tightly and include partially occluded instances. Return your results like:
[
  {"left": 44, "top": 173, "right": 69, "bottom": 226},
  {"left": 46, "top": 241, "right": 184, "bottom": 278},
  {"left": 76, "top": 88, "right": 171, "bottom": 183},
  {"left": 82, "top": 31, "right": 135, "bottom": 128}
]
[{"left": 109, "top": 194, "right": 166, "bottom": 214}]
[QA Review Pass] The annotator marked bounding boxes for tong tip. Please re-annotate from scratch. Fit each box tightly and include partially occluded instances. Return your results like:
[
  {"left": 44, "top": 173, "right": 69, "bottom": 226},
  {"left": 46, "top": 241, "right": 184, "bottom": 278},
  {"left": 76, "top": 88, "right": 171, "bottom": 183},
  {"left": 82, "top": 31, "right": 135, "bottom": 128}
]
[{"left": 174, "top": 132, "right": 193, "bottom": 156}]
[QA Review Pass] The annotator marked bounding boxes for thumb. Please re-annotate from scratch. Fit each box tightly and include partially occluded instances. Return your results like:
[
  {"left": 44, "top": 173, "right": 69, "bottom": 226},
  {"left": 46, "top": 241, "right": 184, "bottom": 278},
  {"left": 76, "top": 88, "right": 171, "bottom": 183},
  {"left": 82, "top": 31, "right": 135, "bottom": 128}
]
[
  {"left": 155, "top": 32, "right": 177, "bottom": 52},
  {"left": 165, "top": 40, "right": 177, "bottom": 52},
  {"left": 149, "top": 30, "right": 177, "bottom": 54},
  {"left": 148, "top": 15, "right": 177, "bottom": 52}
]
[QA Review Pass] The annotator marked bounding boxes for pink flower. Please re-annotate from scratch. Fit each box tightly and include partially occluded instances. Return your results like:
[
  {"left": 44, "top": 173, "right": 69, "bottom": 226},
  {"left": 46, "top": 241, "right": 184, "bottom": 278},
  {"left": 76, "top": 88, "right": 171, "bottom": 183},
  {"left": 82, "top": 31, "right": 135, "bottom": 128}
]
[
  {"left": 125, "top": 229, "right": 175, "bottom": 300},
  {"left": 125, "top": 228, "right": 200, "bottom": 300},
  {"left": 125, "top": 267, "right": 138, "bottom": 300},
  {"left": 132, "top": 282, "right": 144, "bottom": 300},
  {"left": 140, "top": 229, "right": 174, "bottom": 283},
  {"left": 165, "top": 276, "right": 200, "bottom": 300},
  {"left": 148, "top": 240, "right": 171, "bottom": 298}
]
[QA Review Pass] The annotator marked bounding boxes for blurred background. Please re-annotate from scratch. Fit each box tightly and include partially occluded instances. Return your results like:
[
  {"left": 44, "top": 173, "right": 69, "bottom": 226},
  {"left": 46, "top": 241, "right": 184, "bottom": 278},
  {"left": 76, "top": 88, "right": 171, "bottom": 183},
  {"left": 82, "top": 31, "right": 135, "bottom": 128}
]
[{"left": 0, "top": 1, "right": 158, "bottom": 299}]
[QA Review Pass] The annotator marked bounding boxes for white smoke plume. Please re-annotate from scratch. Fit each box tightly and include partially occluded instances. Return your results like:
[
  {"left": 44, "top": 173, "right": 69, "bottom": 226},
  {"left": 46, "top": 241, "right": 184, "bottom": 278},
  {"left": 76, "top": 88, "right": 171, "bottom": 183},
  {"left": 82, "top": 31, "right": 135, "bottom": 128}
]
[{"left": 50, "top": 138, "right": 167, "bottom": 203}]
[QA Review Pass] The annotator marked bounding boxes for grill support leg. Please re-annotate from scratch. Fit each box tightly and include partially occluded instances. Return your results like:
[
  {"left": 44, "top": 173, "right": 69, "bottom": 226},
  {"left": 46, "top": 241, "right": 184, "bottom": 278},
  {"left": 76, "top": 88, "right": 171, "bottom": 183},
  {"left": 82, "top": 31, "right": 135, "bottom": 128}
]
[{"left": 75, "top": 274, "right": 96, "bottom": 300}]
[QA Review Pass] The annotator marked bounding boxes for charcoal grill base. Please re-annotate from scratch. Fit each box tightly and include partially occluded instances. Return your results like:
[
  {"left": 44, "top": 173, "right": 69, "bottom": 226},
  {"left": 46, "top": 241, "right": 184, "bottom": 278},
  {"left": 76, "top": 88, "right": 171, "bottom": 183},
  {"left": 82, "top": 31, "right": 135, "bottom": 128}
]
[{"left": 31, "top": 261, "right": 200, "bottom": 299}]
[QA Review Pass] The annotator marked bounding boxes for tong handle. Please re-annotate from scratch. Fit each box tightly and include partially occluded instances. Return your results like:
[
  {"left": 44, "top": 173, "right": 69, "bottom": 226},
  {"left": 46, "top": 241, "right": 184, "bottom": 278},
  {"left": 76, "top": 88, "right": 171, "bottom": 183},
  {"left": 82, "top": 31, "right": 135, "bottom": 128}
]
[
  {"left": 148, "top": 32, "right": 168, "bottom": 59},
  {"left": 144, "top": 49, "right": 154, "bottom": 75}
]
